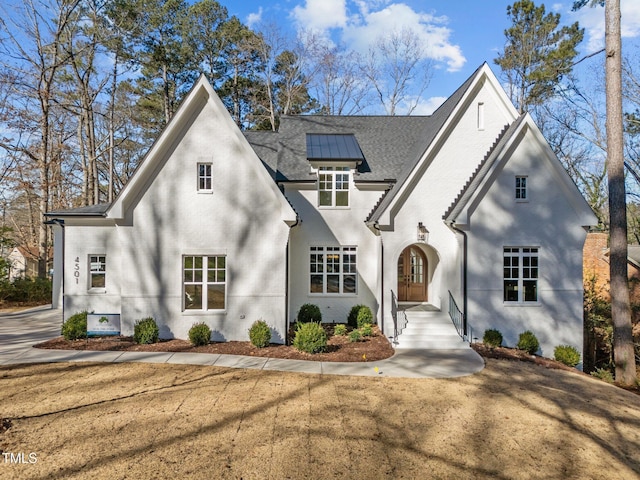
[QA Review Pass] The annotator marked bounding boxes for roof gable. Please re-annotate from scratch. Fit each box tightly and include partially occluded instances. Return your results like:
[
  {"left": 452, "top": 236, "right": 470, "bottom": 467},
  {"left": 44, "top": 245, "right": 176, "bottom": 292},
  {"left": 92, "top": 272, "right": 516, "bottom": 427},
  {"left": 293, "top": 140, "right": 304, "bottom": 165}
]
[
  {"left": 366, "top": 63, "right": 520, "bottom": 226},
  {"left": 106, "top": 75, "right": 295, "bottom": 224},
  {"left": 443, "top": 113, "right": 597, "bottom": 228}
]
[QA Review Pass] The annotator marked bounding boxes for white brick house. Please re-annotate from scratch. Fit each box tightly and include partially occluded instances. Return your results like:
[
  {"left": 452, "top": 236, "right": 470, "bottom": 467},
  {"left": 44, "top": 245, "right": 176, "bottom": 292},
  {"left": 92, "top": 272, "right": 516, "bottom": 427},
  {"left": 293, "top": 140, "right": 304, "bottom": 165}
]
[{"left": 47, "top": 63, "right": 597, "bottom": 356}]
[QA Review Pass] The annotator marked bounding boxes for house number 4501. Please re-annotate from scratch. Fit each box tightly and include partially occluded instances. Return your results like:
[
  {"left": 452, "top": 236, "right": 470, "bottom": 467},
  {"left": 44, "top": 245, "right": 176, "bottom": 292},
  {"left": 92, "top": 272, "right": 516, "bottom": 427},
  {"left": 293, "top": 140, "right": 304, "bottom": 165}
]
[{"left": 74, "top": 257, "right": 80, "bottom": 284}]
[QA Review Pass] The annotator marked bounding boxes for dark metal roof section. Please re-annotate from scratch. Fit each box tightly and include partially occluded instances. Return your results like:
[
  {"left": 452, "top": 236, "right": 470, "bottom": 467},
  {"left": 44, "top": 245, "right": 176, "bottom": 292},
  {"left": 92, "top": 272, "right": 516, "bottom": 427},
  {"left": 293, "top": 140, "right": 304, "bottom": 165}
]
[
  {"left": 306, "top": 133, "right": 364, "bottom": 161},
  {"left": 45, "top": 203, "right": 111, "bottom": 217}
]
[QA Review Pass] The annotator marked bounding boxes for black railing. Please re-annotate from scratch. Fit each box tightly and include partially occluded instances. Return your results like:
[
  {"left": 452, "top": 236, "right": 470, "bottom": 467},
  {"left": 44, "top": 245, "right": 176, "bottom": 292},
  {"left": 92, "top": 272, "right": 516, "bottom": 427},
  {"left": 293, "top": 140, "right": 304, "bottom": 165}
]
[
  {"left": 448, "top": 290, "right": 466, "bottom": 340},
  {"left": 390, "top": 290, "right": 407, "bottom": 345}
]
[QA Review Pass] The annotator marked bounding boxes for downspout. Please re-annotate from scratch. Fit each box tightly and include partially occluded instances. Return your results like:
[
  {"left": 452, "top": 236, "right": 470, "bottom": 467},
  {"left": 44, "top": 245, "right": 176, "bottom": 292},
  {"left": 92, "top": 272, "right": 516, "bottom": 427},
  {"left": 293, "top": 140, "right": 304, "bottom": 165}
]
[
  {"left": 373, "top": 222, "right": 384, "bottom": 336},
  {"left": 285, "top": 215, "right": 300, "bottom": 345},
  {"left": 449, "top": 222, "right": 468, "bottom": 339},
  {"left": 45, "top": 218, "right": 65, "bottom": 326}
]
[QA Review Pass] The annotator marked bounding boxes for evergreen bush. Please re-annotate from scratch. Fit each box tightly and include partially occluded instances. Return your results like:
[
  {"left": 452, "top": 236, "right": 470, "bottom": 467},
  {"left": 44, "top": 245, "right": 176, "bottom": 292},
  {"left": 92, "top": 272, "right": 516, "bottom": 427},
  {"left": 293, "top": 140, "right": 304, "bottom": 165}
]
[
  {"left": 347, "top": 305, "right": 366, "bottom": 328},
  {"left": 516, "top": 330, "right": 540, "bottom": 355},
  {"left": 348, "top": 329, "right": 363, "bottom": 343},
  {"left": 333, "top": 324, "right": 347, "bottom": 336},
  {"left": 249, "top": 320, "right": 271, "bottom": 348},
  {"left": 133, "top": 317, "right": 159, "bottom": 344},
  {"left": 356, "top": 306, "right": 374, "bottom": 328},
  {"left": 554, "top": 345, "right": 581, "bottom": 367},
  {"left": 360, "top": 324, "right": 373, "bottom": 337},
  {"left": 293, "top": 322, "right": 327, "bottom": 354},
  {"left": 483, "top": 328, "right": 503, "bottom": 348},
  {"left": 61, "top": 311, "right": 87, "bottom": 340},
  {"left": 188, "top": 322, "right": 211, "bottom": 346},
  {"left": 297, "top": 303, "right": 322, "bottom": 323}
]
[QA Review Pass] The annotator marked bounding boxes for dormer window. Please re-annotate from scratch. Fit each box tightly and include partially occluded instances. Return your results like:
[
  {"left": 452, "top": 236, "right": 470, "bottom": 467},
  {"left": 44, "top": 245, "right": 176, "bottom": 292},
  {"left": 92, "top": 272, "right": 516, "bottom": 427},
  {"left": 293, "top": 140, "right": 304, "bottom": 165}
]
[
  {"left": 305, "top": 134, "right": 362, "bottom": 209},
  {"left": 319, "top": 166, "right": 350, "bottom": 207}
]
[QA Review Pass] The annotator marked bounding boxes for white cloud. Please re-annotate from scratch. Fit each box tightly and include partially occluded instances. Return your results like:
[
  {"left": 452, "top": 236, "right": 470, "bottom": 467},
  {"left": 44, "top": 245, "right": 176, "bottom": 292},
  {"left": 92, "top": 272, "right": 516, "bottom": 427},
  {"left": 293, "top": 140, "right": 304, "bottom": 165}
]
[
  {"left": 290, "top": 1, "right": 465, "bottom": 72},
  {"left": 292, "top": 0, "right": 348, "bottom": 31},
  {"left": 571, "top": 0, "right": 640, "bottom": 52},
  {"left": 246, "top": 7, "right": 263, "bottom": 28},
  {"left": 411, "top": 96, "right": 447, "bottom": 115}
]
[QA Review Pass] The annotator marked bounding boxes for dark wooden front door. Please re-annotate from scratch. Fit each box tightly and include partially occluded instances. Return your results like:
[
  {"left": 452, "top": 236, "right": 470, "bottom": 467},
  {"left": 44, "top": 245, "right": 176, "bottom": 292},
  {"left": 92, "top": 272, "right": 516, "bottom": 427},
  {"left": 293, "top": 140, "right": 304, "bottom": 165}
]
[{"left": 397, "top": 246, "right": 428, "bottom": 302}]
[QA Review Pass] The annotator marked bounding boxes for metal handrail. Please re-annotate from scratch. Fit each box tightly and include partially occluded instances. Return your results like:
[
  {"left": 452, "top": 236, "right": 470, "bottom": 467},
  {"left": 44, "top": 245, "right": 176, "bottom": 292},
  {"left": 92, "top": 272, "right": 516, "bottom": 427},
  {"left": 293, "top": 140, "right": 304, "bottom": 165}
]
[
  {"left": 390, "top": 290, "right": 407, "bottom": 345},
  {"left": 448, "top": 290, "right": 466, "bottom": 340}
]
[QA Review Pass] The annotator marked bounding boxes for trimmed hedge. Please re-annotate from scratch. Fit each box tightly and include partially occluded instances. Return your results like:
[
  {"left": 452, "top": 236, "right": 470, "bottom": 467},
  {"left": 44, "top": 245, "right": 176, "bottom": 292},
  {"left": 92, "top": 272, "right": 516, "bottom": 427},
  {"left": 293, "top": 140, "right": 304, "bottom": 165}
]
[
  {"left": 133, "top": 317, "right": 159, "bottom": 344},
  {"left": 249, "top": 320, "right": 271, "bottom": 348},
  {"left": 297, "top": 303, "right": 322, "bottom": 323},
  {"left": 483, "top": 328, "right": 503, "bottom": 348},
  {"left": 516, "top": 330, "right": 540, "bottom": 355},
  {"left": 61, "top": 311, "right": 87, "bottom": 340},
  {"left": 188, "top": 322, "right": 211, "bottom": 346},
  {"left": 356, "top": 306, "right": 374, "bottom": 328},
  {"left": 293, "top": 322, "right": 327, "bottom": 354},
  {"left": 554, "top": 345, "right": 581, "bottom": 367}
]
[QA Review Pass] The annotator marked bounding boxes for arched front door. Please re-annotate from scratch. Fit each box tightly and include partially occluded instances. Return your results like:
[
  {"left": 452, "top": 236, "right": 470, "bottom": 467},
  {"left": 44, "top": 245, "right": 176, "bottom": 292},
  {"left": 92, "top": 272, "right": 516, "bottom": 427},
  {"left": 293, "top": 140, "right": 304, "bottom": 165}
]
[{"left": 397, "top": 246, "right": 428, "bottom": 302}]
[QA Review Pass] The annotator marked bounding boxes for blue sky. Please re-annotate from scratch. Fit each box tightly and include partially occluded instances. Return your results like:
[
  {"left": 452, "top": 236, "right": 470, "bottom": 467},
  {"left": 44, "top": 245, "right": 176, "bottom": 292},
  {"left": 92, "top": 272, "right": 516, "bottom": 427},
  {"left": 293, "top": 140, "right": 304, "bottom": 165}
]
[{"left": 221, "top": 0, "right": 640, "bottom": 113}]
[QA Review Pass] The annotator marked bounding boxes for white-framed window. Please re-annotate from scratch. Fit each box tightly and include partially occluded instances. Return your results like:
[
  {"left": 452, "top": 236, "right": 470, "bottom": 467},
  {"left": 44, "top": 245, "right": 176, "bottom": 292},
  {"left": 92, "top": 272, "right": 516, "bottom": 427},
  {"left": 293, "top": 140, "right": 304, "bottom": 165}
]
[
  {"left": 198, "top": 163, "right": 212, "bottom": 192},
  {"left": 318, "top": 167, "right": 349, "bottom": 207},
  {"left": 183, "top": 255, "right": 226, "bottom": 310},
  {"left": 89, "top": 255, "right": 106, "bottom": 289},
  {"left": 504, "top": 247, "right": 538, "bottom": 303},
  {"left": 516, "top": 176, "right": 527, "bottom": 200},
  {"left": 310, "top": 246, "right": 357, "bottom": 294}
]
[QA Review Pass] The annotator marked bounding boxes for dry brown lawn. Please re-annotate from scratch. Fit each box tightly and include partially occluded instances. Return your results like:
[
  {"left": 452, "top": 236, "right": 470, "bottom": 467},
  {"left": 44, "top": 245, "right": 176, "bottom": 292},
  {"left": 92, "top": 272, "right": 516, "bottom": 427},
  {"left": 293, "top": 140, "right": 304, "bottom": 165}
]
[{"left": 1, "top": 358, "right": 639, "bottom": 480}]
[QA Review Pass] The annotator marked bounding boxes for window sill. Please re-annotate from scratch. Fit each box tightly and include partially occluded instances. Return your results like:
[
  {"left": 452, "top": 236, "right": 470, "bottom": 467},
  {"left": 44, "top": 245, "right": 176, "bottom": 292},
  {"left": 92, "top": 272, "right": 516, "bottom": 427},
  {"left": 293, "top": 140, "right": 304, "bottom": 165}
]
[
  {"left": 182, "top": 309, "right": 226, "bottom": 314},
  {"left": 88, "top": 288, "right": 107, "bottom": 294},
  {"left": 318, "top": 206, "right": 350, "bottom": 210},
  {"left": 503, "top": 302, "right": 541, "bottom": 307},
  {"left": 197, "top": 190, "right": 213, "bottom": 195},
  {"left": 515, "top": 199, "right": 529, "bottom": 203},
  {"left": 308, "top": 293, "right": 358, "bottom": 297}
]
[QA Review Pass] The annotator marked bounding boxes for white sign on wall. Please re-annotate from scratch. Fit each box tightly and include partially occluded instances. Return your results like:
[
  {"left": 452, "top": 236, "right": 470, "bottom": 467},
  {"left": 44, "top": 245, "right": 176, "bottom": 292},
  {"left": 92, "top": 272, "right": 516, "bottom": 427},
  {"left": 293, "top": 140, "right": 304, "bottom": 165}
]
[{"left": 87, "top": 314, "right": 121, "bottom": 336}]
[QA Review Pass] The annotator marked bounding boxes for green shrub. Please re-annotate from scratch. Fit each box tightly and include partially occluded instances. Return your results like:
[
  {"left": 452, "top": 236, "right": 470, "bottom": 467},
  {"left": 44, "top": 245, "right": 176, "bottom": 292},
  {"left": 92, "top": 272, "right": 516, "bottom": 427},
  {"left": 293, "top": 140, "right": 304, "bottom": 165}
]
[
  {"left": 360, "top": 324, "right": 373, "bottom": 337},
  {"left": 347, "top": 305, "right": 366, "bottom": 328},
  {"left": 356, "top": 306, "right": 374, "bottom": 328},
  {"left": 333, "top": 324, "right": 347, "bottom": 336},
  {"left": 554, "top": 345, "right": 581, "bottom": 367},
  {"left": 349, "top": 329, "right": 363, "bottom": 343},
  {"left": 591, "top": 367, "right": 614, "bottom": 383},
  {"left": 516, "top": 330, "right": 540, "bottom": 355},
  {"left": 133, "top": 317, "right": 159, "bottom": 344},
  {"left": 293, "top": 322, "right": 327, "bottom": 354},
  {"left": 61, "top": 311, "right": 87, "bottom": 340},
  {"left": 249, "top": 320, "right": 271, "bottom": 348},
  {"left": 483, "top": 328, "right": 503, "bottom": 348},
  {"left": 188, "top": 322, "right": 211, "bottom": 346},
  {"left": 297, "top": 303, "right": 322, "bottom": 323}
]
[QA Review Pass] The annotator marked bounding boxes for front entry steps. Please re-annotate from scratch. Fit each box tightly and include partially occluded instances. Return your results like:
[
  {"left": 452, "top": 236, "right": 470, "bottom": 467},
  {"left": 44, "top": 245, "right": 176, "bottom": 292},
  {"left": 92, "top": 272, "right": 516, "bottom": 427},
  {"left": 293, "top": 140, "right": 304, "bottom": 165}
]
[{"left": 395, "top": 307, "right": 468, "bottom": 350}]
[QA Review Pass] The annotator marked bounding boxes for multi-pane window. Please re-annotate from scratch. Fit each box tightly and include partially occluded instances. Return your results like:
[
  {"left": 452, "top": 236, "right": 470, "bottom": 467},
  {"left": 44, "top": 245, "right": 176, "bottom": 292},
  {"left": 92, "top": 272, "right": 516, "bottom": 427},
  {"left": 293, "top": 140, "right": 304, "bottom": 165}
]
[
  {"left": 318, "top": 167, "right": 349, "bottom": 207},
  {"left": 89, "top": 255, "right": 106, "bottom": 289},
  {"left": 183, "top": 255, "right": 226, "bottom": 310},
  {"left": 198, "top": 163, "right": 212, "bottom": 191},
  {"left": 516, "top": 176, "right": 527, "bottom": 200},
  {"left": 310, "top": 246, "right": 357, "bottom": 294},
  {"left": 504, "top": 247, "right": 538, "bottom": 302}
]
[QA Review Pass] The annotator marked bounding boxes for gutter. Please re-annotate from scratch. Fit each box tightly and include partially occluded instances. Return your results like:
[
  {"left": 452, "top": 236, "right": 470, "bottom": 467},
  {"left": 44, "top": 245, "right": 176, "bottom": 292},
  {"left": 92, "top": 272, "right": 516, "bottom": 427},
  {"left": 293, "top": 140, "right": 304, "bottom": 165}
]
[{"left": 372, "top": 222, "right": 384, "bottom": 336}]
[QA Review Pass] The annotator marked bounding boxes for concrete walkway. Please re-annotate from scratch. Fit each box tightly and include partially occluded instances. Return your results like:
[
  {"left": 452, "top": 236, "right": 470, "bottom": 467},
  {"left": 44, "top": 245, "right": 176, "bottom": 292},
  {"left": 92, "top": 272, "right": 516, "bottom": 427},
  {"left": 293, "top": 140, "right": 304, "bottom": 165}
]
[{"left": 0, "top": 306, "right": 485, "bottom": 378}]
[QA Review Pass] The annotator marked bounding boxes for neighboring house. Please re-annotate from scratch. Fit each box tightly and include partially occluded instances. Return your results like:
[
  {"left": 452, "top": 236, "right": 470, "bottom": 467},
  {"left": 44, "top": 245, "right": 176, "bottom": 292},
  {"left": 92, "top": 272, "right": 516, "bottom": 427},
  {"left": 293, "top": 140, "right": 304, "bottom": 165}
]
[
  {"left": 583, "top": 231, "right": 640, "bottom": 305},
  {"left": 7, "top": 246, "right": 51, "bottom": 282},
  {"left": 46, "top": 63, "right": 597, "bottom": 356}
]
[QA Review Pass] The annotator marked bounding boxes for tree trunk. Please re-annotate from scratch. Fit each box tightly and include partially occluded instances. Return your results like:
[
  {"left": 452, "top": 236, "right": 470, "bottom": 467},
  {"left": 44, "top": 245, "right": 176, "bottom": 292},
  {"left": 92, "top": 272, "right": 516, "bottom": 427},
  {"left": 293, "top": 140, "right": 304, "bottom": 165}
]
[{"left": 606, "top": 0, "right": 637, "bottom": 385}]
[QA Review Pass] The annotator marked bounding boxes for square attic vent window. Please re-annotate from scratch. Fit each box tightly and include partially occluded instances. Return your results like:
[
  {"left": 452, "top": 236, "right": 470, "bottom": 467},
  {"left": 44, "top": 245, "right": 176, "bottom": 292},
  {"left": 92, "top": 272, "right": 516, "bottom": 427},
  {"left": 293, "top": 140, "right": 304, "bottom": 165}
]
[{"left": 306, "top": 134, "right": 364, "bottom": 162}]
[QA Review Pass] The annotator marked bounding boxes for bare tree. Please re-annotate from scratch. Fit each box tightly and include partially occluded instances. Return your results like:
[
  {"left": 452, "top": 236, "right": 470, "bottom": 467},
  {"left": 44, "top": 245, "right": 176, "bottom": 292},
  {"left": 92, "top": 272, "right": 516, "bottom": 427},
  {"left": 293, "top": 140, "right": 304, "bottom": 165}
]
[
  {"left": 0, "top": 0, "right": 82, "bottom": 277},
  {"left": 361, "top": 28, "right": 433, "bottom": 115},
  {"left": 299, "top": 31, "right": 369, "bottom": 115}
]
